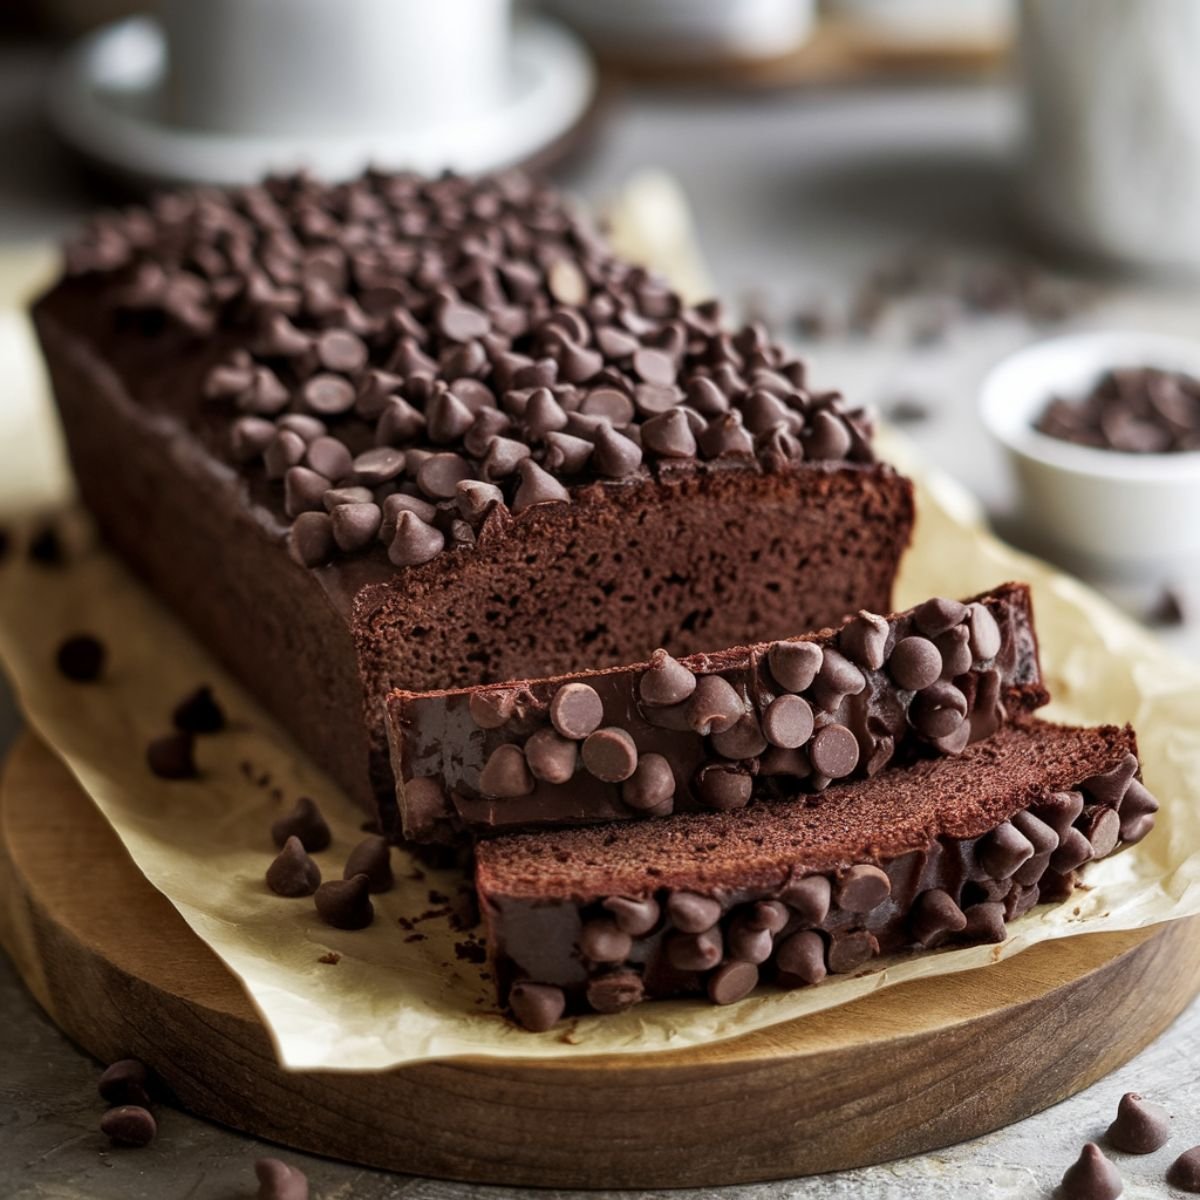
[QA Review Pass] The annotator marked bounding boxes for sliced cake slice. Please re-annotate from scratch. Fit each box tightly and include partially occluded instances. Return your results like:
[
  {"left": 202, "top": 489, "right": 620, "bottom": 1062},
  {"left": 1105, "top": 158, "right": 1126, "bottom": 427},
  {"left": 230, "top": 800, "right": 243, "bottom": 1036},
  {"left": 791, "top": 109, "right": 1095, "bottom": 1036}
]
[
  {"left": 385, "top": 582, "right": 1048, "bottom": 842},
  {"left": 474, "top": 720, "right": 1156, "bottom": 1030}
]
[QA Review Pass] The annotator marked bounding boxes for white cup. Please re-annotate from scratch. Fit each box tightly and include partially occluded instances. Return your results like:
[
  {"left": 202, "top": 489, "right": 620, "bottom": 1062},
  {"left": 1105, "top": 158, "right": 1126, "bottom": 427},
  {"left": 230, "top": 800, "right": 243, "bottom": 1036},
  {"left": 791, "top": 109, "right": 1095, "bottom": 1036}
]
[{"left": 159, "top": 0, "right": 511, "bottom": 137}]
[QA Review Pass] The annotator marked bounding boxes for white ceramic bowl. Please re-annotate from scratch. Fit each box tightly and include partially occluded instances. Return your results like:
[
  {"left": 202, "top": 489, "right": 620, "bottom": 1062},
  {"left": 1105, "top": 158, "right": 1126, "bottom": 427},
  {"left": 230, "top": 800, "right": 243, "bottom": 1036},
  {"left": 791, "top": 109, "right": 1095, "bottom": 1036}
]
[{"left": 980, "top": 330, "right": 1200, "bottom": 578}]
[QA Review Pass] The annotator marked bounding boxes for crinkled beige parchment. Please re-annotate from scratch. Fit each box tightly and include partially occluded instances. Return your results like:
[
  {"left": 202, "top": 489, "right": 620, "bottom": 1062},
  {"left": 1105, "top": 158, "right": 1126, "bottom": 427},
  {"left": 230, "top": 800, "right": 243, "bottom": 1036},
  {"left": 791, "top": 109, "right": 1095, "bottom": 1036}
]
[{"left": 1, "top": 203, "right": 1199, "bottom": 1070}]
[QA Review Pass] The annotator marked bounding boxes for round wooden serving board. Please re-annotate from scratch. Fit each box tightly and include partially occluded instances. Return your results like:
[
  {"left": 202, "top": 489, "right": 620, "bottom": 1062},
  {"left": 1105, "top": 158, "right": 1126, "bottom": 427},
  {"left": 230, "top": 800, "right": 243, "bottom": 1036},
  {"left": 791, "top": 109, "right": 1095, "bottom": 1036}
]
[{"left": 2, "top": 733, "right": 1198, "bottom": 1189}]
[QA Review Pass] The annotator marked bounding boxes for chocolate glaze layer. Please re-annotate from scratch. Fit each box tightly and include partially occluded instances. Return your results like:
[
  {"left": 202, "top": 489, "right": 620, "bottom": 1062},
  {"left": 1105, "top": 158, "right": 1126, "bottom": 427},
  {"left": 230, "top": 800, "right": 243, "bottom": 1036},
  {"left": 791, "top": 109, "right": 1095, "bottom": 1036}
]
[
  {"left": 387, "top": 583, "right": 1047, "bottom": 842},
  {"left": 475, "top": 721, "right": 1156, "bottom": 1028}
]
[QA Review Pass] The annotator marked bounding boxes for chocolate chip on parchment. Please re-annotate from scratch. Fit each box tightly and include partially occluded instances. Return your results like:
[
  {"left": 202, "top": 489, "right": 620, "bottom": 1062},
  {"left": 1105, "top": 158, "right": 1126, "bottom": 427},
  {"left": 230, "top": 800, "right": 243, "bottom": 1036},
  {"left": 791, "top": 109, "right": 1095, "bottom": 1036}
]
[
  {"left": 266, "top": 835, "right": 321, "bottom": 897},
  {"left": 1106, "top": 1092, "right": 1170, "bottom": 1154},
  {"left": 1060, "top": 1143, "right": 1123, "bottom": 1200},
  {"left": 343, "top": 835, "right": 393, "bottom": 893},
  {"left": 509, "top": 981, "right": 565, "bottom": 1032},
  {"left": 270, "top": 796, "right": 332, "bottom": 852},
  {"left": 314, "top": 873, "right": 374, "bottom": 929},
  {"left": 100, "top": 1105, "right": 157, "bottom": 1148},
  {"left": 254, "top": 1157, "right": 311, "bottom": 1200},
  {"left": 98, "top": 1059, "right": 151, "bottom": 1108},
  {"left": 146, "top": 731, "right": 197, "bottom": 780},
  {"left": 172, "top": 685, "right": 225, "bottom": 733},
  {"left": 56, "top": 634, "right": 105, "bottom": 682}
]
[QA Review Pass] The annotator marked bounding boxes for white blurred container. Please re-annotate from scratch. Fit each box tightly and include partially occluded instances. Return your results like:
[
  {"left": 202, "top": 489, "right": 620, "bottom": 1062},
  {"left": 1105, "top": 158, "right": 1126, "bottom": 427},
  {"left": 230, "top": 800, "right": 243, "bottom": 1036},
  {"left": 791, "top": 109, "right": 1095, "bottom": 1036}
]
[
  {"left": 160, "top": 0, "right": 511, "bottom": 136},
  {"left": 980, "top": 330, "right": 1200, "bottom": 579},
  {"left": 549, "top": 0, "right": 816, "bottom": 62},
  {"left": 1019, "top": 0, "right": 1200, "bottom": 275},
  {"left": 830, "top": 0, "right": 1014, "bottom": 46}
]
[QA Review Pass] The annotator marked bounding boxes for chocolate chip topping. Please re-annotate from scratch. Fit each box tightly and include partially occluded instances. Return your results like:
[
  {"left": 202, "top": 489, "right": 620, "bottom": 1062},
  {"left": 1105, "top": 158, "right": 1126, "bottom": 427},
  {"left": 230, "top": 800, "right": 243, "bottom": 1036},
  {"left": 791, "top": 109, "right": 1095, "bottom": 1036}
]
[
  {"left": 98, "top": 1059, "right": 151, "bottom": 1108},
  {"left": 146, "top": 731, "right": 197, "bottom": 780},
  {"left": 603, "top": 895, "right": 660, "bottom": 936},
  {"left": 100, "top": 1105, "right": 157, "bottom": 1148},
  {"left": 343, "top": 835, "right": 394, "bottom": 893},
  {"left": 255, "top": 1158, "right": 310, "bottom": 1200},
  {"left": 479, "top": 744, "right": 534, "bottom": 797},
  {"left": 707, "top": 960, "right": 759, "bottom": 1005},
  {"left": 913, "top": 597, "right": 969, "bottom": 637},
  {"left": 509, "top": 981, "right": 566, "bottom": 1032},
  {"left": 836, "top": 864, "right": 891, "bottom": 912},
  {"left": 266, "top": 835, "right": 322, "bottom": 897},
  {"left": 639, "top": 649, "right": 697, "bottom": 707},
  {"left": 1169, "top": 1147, "right": 1200, "bottom": 1193},
  {"left": 1106, "top": 1092, "right": 1170, "bottom": 1154},
  {"left": 761, "top": 694, "right": 814, "bottom": 749},
  {"left": 469, "top": 687, "right": 518, "bottom": 729},
  {"left": 685, "top": 674, "right": 745, "bottom": 735},
  {"left": 549, "top": 682, "right": 604, "bottom": 739},
  {"left": 586, "top": 970, "right": 645, "bottom": 1014},
  {"left": 581, "top": 727, "right": 639, "bottom": 782},
  {"left": 525, "top": 727, "right": 579, "bottom": 784},
  {"left": 909, "top": 681, "right": 968, "bottom": 738},
  {"left": 767, "top": 640, "right": 823, "bottom": 693},
  {"left": 841, "top": 611, "right": 889, "bottom": 670},
  {"left": 270, "top": 796, "right": 332, "bottom": 852},
  {"left": 621, "top": 753, "right": 675, "bottom": 813},
  {"left": 172, "top": 684, "right": 225, "bottom": 733},
  {"left": 775, "top": 930, "right": 827, "bottom": 985},
  {"left": 1060, "top": 1143, "right": 1123, "bottom": 1200},
  {"left": 56, "top": 633, "right": 105, "bottom": 682},
  {"left": 314, "top": 873, "right": 374, "bottom": 930},
  {"left": 580, "top": 919, "right": 633, "bottom": 963},
  {"left": 887, "top": 636, "right": 941, "bottom": 691},
  {"left": 809, "top": 723, "right": 860, "bottom": 778}
]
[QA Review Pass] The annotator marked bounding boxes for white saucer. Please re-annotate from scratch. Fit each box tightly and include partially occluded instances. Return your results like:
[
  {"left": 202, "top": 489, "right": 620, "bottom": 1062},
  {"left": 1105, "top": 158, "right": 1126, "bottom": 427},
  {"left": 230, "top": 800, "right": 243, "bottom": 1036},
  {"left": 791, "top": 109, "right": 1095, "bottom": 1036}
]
[{"left": 46, "top": 15, "right": 598, "bottom": 187}]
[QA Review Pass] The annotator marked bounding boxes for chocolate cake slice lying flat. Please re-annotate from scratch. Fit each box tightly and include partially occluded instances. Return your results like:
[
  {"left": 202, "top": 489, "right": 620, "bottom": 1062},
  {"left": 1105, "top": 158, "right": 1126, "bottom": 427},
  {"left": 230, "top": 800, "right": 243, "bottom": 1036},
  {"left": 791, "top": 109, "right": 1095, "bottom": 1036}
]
[
  {"left": 387, "top": 582, "right": 1048, "bottom": 842},
  {"left": 34, "top": 170, "right": 914, "bottom": 809},
  {"left": 475, "top": 720, "right": 1156, "bottom": 1030}
]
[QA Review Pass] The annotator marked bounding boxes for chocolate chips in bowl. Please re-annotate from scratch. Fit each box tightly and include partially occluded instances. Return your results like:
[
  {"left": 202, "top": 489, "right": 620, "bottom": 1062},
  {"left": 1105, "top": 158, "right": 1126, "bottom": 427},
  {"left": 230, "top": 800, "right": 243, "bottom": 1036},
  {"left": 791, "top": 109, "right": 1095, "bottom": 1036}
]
[{"left": 980, "top": 330, "right": 1200, "bottom": 579}]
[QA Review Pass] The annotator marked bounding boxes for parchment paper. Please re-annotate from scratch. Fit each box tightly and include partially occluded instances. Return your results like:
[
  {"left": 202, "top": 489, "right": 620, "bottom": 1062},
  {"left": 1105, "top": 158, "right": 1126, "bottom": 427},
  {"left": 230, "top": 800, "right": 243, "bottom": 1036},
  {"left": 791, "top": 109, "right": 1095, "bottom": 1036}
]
[{"left": 1, "top": 205, "right": 1199, "bottom": 1070}]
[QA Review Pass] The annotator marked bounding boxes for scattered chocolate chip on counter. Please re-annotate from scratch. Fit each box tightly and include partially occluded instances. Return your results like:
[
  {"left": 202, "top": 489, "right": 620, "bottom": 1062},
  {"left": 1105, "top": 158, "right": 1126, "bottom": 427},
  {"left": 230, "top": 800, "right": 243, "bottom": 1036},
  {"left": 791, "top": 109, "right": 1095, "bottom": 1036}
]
[
  {"left": 267, "top": 836, "right": 322, "bottom": 897},
  {"left": 881, "top": 396, "right": 932, "bottom": 426},
  {"left": 1061, "top": 1142, "right": 1123, "bottom": 1200},
  {"left": 1146, "top": 587, "right": 1187, "bottom": 628},
  {"left": 98, "top": 1058, "right": 152, "bottom": 1108},
  {"left": 146, "top": 731, "right": 197, "bottom": 779},
  {"left": 1169, "top": 1147, "right": 1200, "bottom": 1193},
  {"left": 1106, "top": 1091, "right": 1171, "bottom": 1154},
  {"left": 270, "top": 796, "right": 331, "bottom": 853},
  {"left": 255, "top": 1157, "right": 310, "bottom": 1200},
  {"left": 343, "top": 835, "right": 394, "bottom": 893},
  {"left": 314, "top": 873, "right": 374, "bottom": 930},
  {"left": 0, "top": 526, "right": 9, "bottom": 562},
  {"left": 55, "top": 633, "right": 105, "bottom": 682},
  {"left": 172, "top": 684, "right": 226, "bottom": 733},
  {"left": 1036, "top": 366, "right": 1200, "bottom": 453},
  {"left": 27, "top": 524, "right": 64, "bottom": 566},
  {"left": 100, "top": 1104, "right": 157, "bottom": 1148}
]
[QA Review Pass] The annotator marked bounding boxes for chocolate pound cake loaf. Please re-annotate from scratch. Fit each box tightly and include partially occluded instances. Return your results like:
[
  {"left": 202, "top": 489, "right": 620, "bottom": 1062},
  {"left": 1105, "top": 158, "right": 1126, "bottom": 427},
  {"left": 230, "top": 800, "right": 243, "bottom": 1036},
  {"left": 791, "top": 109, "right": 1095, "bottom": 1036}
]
[
  {"left": 34, "top": 170, "right": 914, "bottom": 809},
  {"left": 475, "top": 721, "right": 1157, "bottom": 1030},
  {"left": 387, "top": 583, "right": 1049, "bottom": 842}
]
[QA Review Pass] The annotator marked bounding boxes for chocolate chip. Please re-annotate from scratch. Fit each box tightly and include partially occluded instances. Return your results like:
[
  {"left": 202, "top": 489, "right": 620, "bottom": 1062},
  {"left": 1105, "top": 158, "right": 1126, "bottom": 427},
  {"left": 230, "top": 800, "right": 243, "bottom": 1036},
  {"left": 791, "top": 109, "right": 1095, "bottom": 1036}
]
[
  {"left": 827, "top": 929, "right": 879, "bottom": 974},
  {"left": 694, "top": 763, "right": 753, "bottom": 810},
  {"left": 707, "top": 960, "right": 758, "bottom": 1005},
  {"left": 581, "top": 727, "right": 639, "bottom": 782},
  {"left": 1011, "top": 809, "right": 1060, "bottom": 856},
  {"left": 1060, "top": 1143, "right": 1123, "bottom": 1200},
  {"left": 146, "top": 731, "right": 197, "bottom": 779},
  {"left": 416, "top": 452, "right": 472, "bottom": 500},
  {"left": 254, "top": 1158, "right": 310, "bottom": 1200},
  {"left": 586, "top": 971, "right": 644, "bottom": 1014},
  {"left": 543, "top": 431, "right": 594, "bottom": 473},
  {"left": 913, "top": 597, "right": 968, "bottom": 638},
  {"left": 761, "top": 694, "right": 814, "bottom": 749},
  {"left": 316, "top": 328, "right": 367, "bottom": 374},
  {"left": 437, "top": 299, "right": 490, "bottom": 342},
  {"left": 302, "top": 373, "right": 356, "bottom": 415},
  {"left": 284, "top": 466, "right": 330, "bottom": 517},
  {"left": 512, "top": 458, "right": 570, "bottom": 512},
  {"left": 331, "top": 502, "right": 382, "bottom": 552},
  {"left": 289, "top": 511, "right": 335, "bottom": 567},
  {"left": 803, "top": 410, "right": 853, "bottom": 460},
  {"left": 935, "top": 625, "right": 973, "bottom": 679},
  {"left": 909, "top": 681, "right": 968, "bottom": 738},
  {"left": 524, "top": 727, "right": 578, "bottom": 784},
  {"left": 809, "top": 724, "right": 860, "bottom": 778},
  {"left": 767, "top": 640, "right": 823, "bottom": 693},
  {"left": 28, "top": 524, "right": 64, "bottom": 566},
  {"left": 469, "top": 688, "right": 517, "bottom": 729},
  {"left": 642, "top": 409, "right": 696, "bottom": 458},
  {"left": 1106, "top": 1092, "right": 1170, "bottom": 1154},
  {"left": 685, "top": 674, "right": 744, "bottom": 735},
  {"left": 352, "top": 446, "right": 406, "bottom": 486},
  {"left": 621, "top": 753, "right": 675, "bottom": 814},
  {"left": 241, "top": 367, "right": 291, "bottom": 415},
  {"left": 710, "top": 712, "right": 768, "bottom": 759},
  {"left": 509, "top": 981, "right": 565, "bottom": 1031},
  {"left": 726, "top": 917, "right": 773, "bottom": 964},
  {"left": 270, "top": 796, "right": 331, "bottom": 852},
  {"left": 267, "top": 835, "right": 321, "bottom": 897},
  {"left": 231, "top": 415, "right": 276, "bottom": 461},
  {"left": 841, "top": 611, "right": 889, "bottom": 670},
  {"left": 775, "top": 930, "right": 827, "bottom": 986},
  {"left": 887, "top": 636, "right": 941, "bottom": 691},
  {"left": 580, "top": 919, "right": 633, "bottom": 963},
  {"left": 1086, "top": 807, "right": 1122, "bottom": 857},
  {"left": 479, "top": 744, "right": 534, "bottom": 797},
  {"left": 977, "top": 821, "right": 1034, "bottom": 879},
  {"left": 277, "top": 414, "right": 327, "bottom": 444},
  {"left": 549, "top": 682, "right": 604, "bottom": 739},
  {"left": 56, "top": 634, "right": 105, "bottom": 682},
  {"left": 1051, "top": 826, "right": 1094, "bottom": 874},
  {"left": 666, "top": 927, "right": 724, "bottom": 971},
  {"left": 781, "top": 874, "right": 831, "bottom": 925},
  {"left": 639, "top": 649, "right": 697, "bottom": 707},
  {"left": 305, "top": 436, "right": 353, "bottom": 482},
  {"left": 812, "top": 647, "right": 866, "bottom": 706},
  {"left": 1169, "top": 1147, "right": 1200, "bottom": 1193},
  {"left": 98, "top": 1059, "right": 151, "bottom": 1108},
  {"left": 667, "top": 891, "right": 721, "bottom": 933},
  {"left": 171, "top": 685, "right": 224, "bottom": 734},
  {"left": 591, "top": 422, "right": 643, "bottom": 478},
  {"left": 314, "top": 873, "right": 374, "bottom": 930},
  {"left": 388, "top": 510, "right": 445, "bottom": 566},
  {"left": 603, "top": 896, "right": 660, "bottom": 936},
  {"left": 402, "top": 776, "right": 451, "bottom": 838},
  {"left": 1081, "top": 754, "right": 1139, "bottom": 806},
  {"left": 343, "top": 835, "right": 393, "bottom": 893},
  {"left": 836, "top": 864, "right": 891, "bottom": 913},
  {"left": 909, "top": 889, "right": 967, "bottom": 946},
  {"left": 962, "top": 900, "right": 1007, "bottom": 943},
  {"left": 100, "top": 1105, "right": 157, "bottom": 1147}
]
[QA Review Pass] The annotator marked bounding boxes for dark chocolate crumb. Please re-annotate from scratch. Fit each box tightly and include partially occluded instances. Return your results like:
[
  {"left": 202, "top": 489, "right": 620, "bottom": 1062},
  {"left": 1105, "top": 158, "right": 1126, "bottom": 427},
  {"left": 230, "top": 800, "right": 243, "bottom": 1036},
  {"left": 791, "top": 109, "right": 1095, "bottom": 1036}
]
[
  {"left": 98, "top": 1059, "right": 151, "bottom": 1108},
  {"left": 883, "top": 396, "right": 932, "bottom": 426},
  {"left": 28, "top": 524, "right": 63, "bottom": 566},
  {"left": 100, "top": 1105, "right": 157, "bottom": 1148},
  {"left": 455, "top": 940, "right": 486, "bottom": 965},
  {"left": 403, "top": 932, "right": 427, "bottom": 943},
  {"left": 56, "top": 634, "right": 105, "bottom": 682},
  {"left": 1146, "top": 587, "right": 1186, "bottom": 628},
  {"left": 172, "top": 685, "right": 225, "bottom": 734},
  {"left": 0, "top": 527, "right": 10, "bottom": 563},
  {"left": 146, "top": 731, "right": 197, "bottom": 779},
  {"left": 317, "top": 951, "right": 341, "bottom": 965}
]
